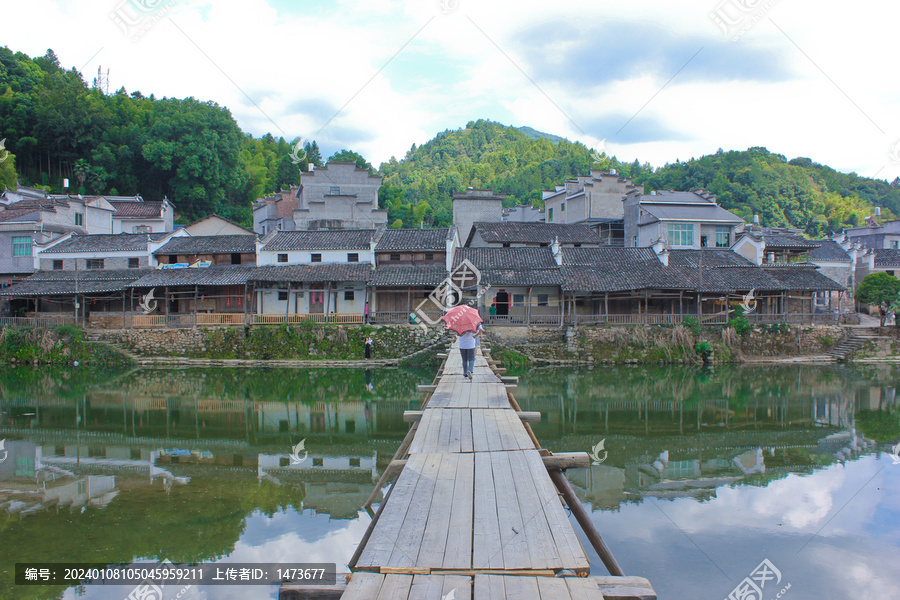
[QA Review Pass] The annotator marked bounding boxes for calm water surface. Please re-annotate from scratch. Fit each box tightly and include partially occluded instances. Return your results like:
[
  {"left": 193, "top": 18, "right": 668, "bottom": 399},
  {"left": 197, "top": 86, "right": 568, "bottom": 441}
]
[{"left": 1, "top": 363, "right": 898, "bottom": 600}]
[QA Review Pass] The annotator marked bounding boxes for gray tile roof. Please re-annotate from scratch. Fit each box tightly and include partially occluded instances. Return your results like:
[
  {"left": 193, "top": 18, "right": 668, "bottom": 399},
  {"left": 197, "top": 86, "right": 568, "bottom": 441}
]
[
  {"left": 371, "top": 266, "right": 448, "bottom": 286},
  {"left": 153, "top": 235, "right": 257, "bottom": 255},
  {"left": 0, "top": 269, "right": 152, "bottom": 296},
  {"left": 375, "top": 228, "right": 451, "bottom": 251},
  {"left": 561, "top": 248, "right": 690, "bottom": 292},
  {"left": 109, "top": 201, "right": 165, "bottom": 218},
  {"left": 456, "top": 247, "right": 559, "bottom": 269},
  {"left": 261, "top": 230, "right": 374, "bottom": 251},
  {"left": 808, "top": 240, "right": 851, "bottom": 262},
  {"left": 640, "top": 203, "right": 744, "bottom": 224},
  {"left": 251, "top": 264, "right": 372, "bottom": 283},
  {"left": 762, "top": 266, "right": 845, "bottom": 291},
  {"left": 470, "top": 222, "right": 599, "bottom": 245},
  {"left": 455, "top": 247, "right": 563, "bottom": 287},
  {"left": 41, "top": 233, "right": 169, "bottom": 254},
  {"left": 127, "top": 266, "right": 258, "bottom": 288},
  {"left": 873, "top": 249, "right": 900, "bottom": 267}
]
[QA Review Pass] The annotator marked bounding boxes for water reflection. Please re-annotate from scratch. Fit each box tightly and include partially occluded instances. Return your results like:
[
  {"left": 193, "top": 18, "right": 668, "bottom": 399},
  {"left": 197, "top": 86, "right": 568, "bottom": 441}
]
[{"left": 1, "top": 363, "right": 898, "bottom": 600}]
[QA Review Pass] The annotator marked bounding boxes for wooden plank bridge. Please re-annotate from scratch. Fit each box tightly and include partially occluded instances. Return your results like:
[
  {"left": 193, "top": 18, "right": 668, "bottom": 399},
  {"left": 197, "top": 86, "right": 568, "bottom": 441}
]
[{"left": 282, "top": 343, "right": 655, "bottom": 600}]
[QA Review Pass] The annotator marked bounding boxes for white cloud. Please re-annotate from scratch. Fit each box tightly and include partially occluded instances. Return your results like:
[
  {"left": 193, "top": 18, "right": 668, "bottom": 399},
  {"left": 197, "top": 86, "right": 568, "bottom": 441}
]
[{"left": 1, "top": 0, "right": 898, "bottom": 178}]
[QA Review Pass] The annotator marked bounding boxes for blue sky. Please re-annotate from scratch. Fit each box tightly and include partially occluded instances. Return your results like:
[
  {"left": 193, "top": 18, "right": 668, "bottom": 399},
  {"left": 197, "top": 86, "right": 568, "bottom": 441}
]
[{"left": 3, "top": 0, "right": 899, "bottom": 180}]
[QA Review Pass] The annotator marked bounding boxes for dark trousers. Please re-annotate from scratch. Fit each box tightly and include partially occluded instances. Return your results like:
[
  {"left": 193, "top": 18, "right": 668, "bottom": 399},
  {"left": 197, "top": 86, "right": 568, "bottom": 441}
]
[
  {"left": 365, "top": 344, "right": 371, "bottom": 359},
  {"left": 459, "top": 347, "right": 475, "bottom": 374}
]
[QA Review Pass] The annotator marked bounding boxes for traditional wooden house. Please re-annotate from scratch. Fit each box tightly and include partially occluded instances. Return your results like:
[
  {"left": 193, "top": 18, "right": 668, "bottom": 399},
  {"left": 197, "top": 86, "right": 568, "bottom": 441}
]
[
  {"left": 464, "top": 221, "right": 600, "bottom": 248},
  {"left": 454, "top": 246, "right": 564, "bottom": 324},
  {"left": 153, "top": 235, "right": 257, "bottom": 267},
  {"left": 370, "top": 228, "right": 456, "bottom": 322}
]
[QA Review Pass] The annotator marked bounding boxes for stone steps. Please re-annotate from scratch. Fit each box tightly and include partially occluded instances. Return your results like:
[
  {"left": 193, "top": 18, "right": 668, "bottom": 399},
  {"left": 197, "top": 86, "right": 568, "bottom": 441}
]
[{"left": 825, "top": 327, "right": 891, "bottom": 360}]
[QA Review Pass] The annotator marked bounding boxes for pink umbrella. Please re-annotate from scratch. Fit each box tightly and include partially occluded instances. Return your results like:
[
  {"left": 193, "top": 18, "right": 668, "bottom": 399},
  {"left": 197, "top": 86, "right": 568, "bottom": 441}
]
[{"left": 441, "top": 305, "right": 483, "bottom": 335}]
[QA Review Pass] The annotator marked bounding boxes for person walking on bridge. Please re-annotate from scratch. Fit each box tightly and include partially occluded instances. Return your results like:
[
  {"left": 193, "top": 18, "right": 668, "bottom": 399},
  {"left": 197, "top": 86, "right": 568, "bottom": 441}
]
[{"left": 458, "top": 321, "right": 482, "bottom": 380}]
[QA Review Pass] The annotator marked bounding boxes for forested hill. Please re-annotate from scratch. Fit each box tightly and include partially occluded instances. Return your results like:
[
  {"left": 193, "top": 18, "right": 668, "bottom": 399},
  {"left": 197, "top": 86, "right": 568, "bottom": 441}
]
[
  {"left": 2, "top": 45, "right": 897, "bottom": 234},
  {"left": 378, "top": 121, "right": 900, "bottom": 235},
  {"left": 378, "top": 119, "right": 596, "bottom": 226}
]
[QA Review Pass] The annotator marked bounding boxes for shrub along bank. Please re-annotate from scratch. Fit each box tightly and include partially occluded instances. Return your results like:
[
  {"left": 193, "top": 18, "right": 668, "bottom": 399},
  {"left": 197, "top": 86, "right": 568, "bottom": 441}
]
[
  {"left": 100, "top": 323, "right": 446, "bottom": 361},
  {"left": 0, "top": 325, "right": 132, "bottom": 366}
]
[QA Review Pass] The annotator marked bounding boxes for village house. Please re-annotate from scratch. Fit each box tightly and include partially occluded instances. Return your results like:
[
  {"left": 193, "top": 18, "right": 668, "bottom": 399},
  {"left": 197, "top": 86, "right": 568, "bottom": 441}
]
[
  {"left": 108, "top": 196, "right": 173, "bottom": 234},
  {"left": 464, "top": 221, "right": 601, "bottom": 248},
  {"left": 624, "top": 189, "right": 745, "bottom": 249},
  {"left": 0, "top": 194, "right": 117, "bottom": 282},
  {"left": 253, "top": 229, "right": 376, "bottom": 318},
  {"left": 455, "top": 245, "right": 564, "bottom": 324},
  {"left": 543, "top": 168, "right": 634, "bottom": 244},
  {"left": 252, "top": 162, "right": 386, "bottom": 234},
  {"left": 370, "top": 227, "right": 457, "bottom": 322}
]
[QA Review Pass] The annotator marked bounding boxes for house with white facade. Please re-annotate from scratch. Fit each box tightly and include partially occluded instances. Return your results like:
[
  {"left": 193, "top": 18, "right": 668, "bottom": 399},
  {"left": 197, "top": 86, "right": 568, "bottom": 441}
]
[
  {"left": 109, "top": 196, "right": 173, "bottom": 234},
  {"left": 623, "top": 189, "right": 744, "bottom": 249},
  {"left": 543, "top": 168, "right": 635, "bottom": 244}
]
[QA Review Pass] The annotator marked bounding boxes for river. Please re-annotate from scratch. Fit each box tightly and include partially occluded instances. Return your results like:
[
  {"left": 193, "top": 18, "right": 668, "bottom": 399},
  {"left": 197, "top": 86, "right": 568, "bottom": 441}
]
[{"left": 0, "top": 363, "right": 898, "bottom": 599}]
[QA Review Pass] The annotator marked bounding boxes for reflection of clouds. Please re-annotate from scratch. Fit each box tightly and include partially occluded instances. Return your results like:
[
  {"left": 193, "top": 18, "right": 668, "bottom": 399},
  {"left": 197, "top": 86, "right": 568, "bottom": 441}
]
[{"left": 582, "top": 456, "right": 900, "bottom": 599}]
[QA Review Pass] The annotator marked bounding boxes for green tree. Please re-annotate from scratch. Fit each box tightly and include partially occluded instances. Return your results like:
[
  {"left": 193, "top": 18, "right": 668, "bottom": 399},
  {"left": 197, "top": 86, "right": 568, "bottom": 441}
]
[
  {"left": 855, "top": 272, "right": 900, "bottom": 325},
  {"left": 329, "top": 148, "right": 373, "bottom": 173}
]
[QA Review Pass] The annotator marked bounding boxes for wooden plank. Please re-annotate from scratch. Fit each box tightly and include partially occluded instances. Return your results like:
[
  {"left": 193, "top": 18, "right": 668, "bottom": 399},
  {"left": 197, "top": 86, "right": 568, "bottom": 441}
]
[
  {"left": 567, "top": 577, "right": 615, "bottom": 600},
  {"left": 341, "top": 572, "right": 384, "bottom": 600},
  {"left": 506, "top": 450, "right": 562, "bottom": 571},
  {"left": 471, "top": 407, "right": 490, "bottom": 453},
  {"left": 537, "top": 576, "right": 575, "bottom": 600},
  {"left": 408, "top": 574, "right": 472, "bottom": 600},
  {"left": 357, "top": 454, "right": 426, "bottom": 568},
  {"left": 404, "top": 411, "right": 424, "bottom": 422},
  {"left": 593, "top": 576, "right": 657, "bottom": 600},
  {"left": 416, "top": 454, "right": 459, "bottom": 568},
  {"left": 437, "top": 406, "right": 454, "bottom": 453},
  {"left": 502, "top": 575, "right": 540, "bottom": 600},
  {"left": 418, "top": 385, "right": 437, "bottom": 393},
  {"left": 472, "top": 452, "right": 504, "bottom": 570},
  {"left": 442, "top": 453, "right": 474, "bottom": 569},
  {"left": 517, "top": 411, "right": 541, "bottom": 423},
  {"left": 375, "top": 573, "right": 413, "bottom": 600},
  {"left": 388, "top": 453, "right": 443, "bottom": 567},
  {"left": 473, "top": 574, "right": 505, "bottom": 600},
  {"left": 459, "top": 409, "right": 474, "bottom": 453},
  {"left": 491, "top": 451, "right": 530, "bottom": 570},
  {"left": 523, "top": 451, "right": 589, "bottom": 573}
]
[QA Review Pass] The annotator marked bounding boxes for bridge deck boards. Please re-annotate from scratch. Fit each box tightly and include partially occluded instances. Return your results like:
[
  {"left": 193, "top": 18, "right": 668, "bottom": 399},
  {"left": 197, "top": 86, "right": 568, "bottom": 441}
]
[
  {"left": 341, "top": 573, "right": 608, "bottom": 600},
  {"left": 344, "top": 342, "right": 620, "bottom": 599}
]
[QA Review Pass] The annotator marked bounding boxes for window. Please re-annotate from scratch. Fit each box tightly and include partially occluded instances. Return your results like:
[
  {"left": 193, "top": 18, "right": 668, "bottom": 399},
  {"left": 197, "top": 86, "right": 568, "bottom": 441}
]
[
  {"left": 667, "top": 223, "right": 694, "bottom": 247},
  {"left": 633, "top": 236, "right": 638, "bottom": 247},
  {"left": 329, "top": 186, "right": 340, "bottom": 195},
  {"left": 537, "top": 294, "right": 548, "bottom": 306},
  {"left": 345, "top": 420, "right": 356, "bottom": 434},
  {"left": 311, "top": 253, "right": 322, "bottom": 263},
  {"left": 278, "top": 253, "right": 288, "bottom": 263},
  {"left": 278, "top": 291, "right": 288, "bottom": 301},
  {"left": 261, "top": 225, "right": 267, "bottom": 235},
  {"left": 75, "top": 213, "right": 84, "bottom": 226},
  {"left": 561, "top": 203, "right": 566, "bottom": 212},
  {"left": 133, "top": 225, "right": 151, "bottom": 233},
  {"left": 168, "top": 255, "right": 178, "bottom": 264},
  {"left": 513, "top": 294, "right": 525, "bottom": 307},
  {"left": 349, "top": 457, "right": 361, "bottom": 467},
  {"left": 347, "top": 253, "right": 359, "bottom": 263},
  {"left": 86, "top": 259, "right": 104, "bottom": 269},
  {"left": 715, "top": 226, "right": 731, "bottom": 248},
  {"left": 231, "top": 253, "right": 241, "bottom": 265},
  {"left": 892, "top": 241, "right": 899, "bottom": 250},
  {"left": 390, "top": 253, "right": 400, "bottom": 261},
  {"left": 344, "top": 290, "right": 355, "bottom": 301},
  {"left": 312, "top": 457, "right": 324, "bottom": 467},
  {"left": 425, "top": 252, "right": 434, "bottom": 261},
  {"left": 52, "top": 260, "right": 63, "bottom": 270},
  {"left": 548, "top": 208, "right": 554, "bottom": 221},
  {"left": 128, "top": 257, "right": 140, "bottom": 269},
  {"left": 12, "top": 236, "right": 31, "bottom": 257}
]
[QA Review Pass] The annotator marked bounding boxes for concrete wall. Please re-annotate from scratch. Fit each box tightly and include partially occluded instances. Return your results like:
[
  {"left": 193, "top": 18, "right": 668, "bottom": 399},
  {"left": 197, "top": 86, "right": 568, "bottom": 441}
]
[
  {"left": 257, "top": 249, "right": 373, "bottom": 266},
  {"left": 0, "top": 231, "right": 37, "bottom": 275},
  {"left": 294, "top": 163, "right": 385, "bottom": 229},
  {"left": 453, "top": 196, "right": 503, "bottom": 243},
  {"left": 38, "top": 254, "right": 150, "bottom": 271},
  {"left": 256, "top": 283, "right": 367, "bottom": 314}
]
